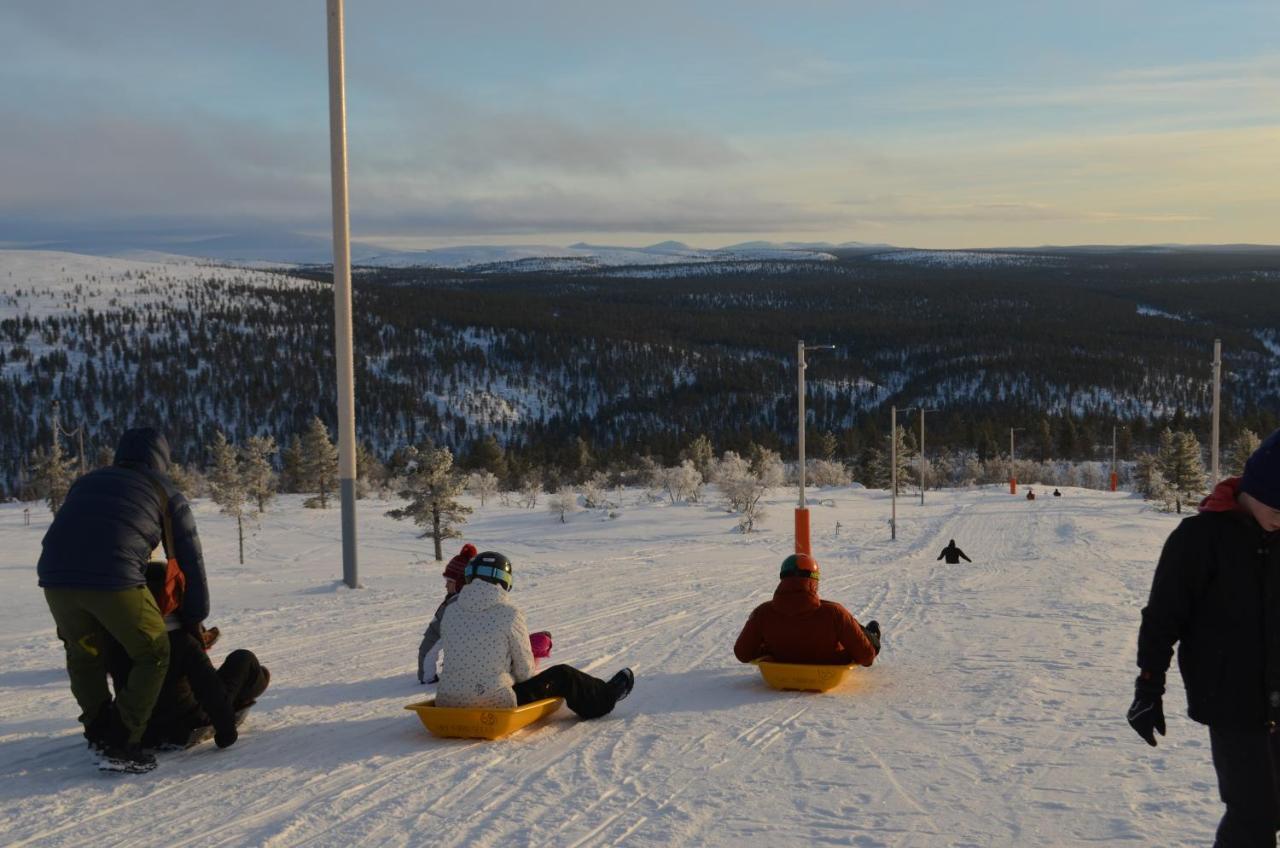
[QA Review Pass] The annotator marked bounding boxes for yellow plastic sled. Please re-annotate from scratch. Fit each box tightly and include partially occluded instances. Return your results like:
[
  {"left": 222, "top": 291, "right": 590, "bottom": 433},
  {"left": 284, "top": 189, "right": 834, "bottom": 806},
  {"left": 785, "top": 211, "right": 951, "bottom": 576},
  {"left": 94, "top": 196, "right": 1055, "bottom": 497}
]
[
  {"left": 405, "top": 697, "right": 563, "bottom": 740},
  {"left": 752, "top": 658, "right": 857, "bottom": 692}
]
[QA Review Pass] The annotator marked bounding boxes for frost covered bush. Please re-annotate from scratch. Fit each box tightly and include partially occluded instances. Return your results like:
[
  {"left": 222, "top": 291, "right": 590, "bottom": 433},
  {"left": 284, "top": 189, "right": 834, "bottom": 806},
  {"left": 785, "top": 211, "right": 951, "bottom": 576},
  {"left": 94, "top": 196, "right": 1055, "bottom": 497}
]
[
  {"left": 581, "top": 472, "right": 614, "bottom": 510},
  {"left": 548, "top": 487, "right": 577, "bottom": 523},
  {"left": 467, "top": 470, "right": 499, "bottom": 507},
  {"left": 656, "top": 460, "right": 703, "bottom": 504},
  {"left": 714, "top": 449, "right": 779, "bottom": 533},
  {"left": 805, "top": 459, "right": 851, "bottom": 487}
]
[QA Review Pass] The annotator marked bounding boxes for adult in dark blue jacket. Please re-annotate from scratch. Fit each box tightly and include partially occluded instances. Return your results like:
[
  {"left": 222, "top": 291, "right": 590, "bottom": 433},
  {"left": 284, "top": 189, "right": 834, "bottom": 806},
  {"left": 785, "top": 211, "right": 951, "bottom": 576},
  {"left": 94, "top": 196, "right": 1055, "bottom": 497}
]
[{"left": 38, "top": 427, "right": 209, "bottom": 773}]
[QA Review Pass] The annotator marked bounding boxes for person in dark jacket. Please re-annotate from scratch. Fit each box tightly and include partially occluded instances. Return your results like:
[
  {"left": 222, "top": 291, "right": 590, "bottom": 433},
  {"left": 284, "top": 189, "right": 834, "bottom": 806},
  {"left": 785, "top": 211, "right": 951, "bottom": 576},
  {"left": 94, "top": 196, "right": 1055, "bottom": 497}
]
[
  {"left": 37, "top": 428, "right": 209, "bottom": 773},
  {"left": 109, "top": 563, "right": 269, "bottom": 750},
  {"left": 937, "top": 540, "right": 972, "bottom": 564},
  {"left": 1130, "top": 429, "right": 1280, "bottom": 845},
  {"left": 734, "top": 554, "right": 880, "bottom": 666}
]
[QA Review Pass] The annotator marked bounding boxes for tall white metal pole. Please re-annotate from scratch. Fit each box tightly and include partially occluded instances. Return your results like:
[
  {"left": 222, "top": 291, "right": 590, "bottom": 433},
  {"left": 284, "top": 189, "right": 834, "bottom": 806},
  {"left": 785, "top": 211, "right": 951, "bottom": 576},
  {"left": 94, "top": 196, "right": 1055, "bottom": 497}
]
[
  {"left": 891, "top": 405, "right": 897, "bottom": 540},
  {"left": 798, "top": 340, "right": 806, "bottom": 510},
  {"left": 327, "top": 0, "right": 359, "bottom": 588},
  {"left": 1211, "top": 338, "right": 1221, "bottom": 483}
]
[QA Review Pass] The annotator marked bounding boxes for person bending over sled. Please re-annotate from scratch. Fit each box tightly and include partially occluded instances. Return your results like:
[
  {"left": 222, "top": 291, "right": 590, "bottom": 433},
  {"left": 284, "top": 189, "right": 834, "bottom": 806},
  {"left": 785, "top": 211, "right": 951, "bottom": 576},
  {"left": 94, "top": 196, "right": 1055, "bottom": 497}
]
[
  {"left": 734, "top": 554, "right": 880, "bottom": 666},
  {"left": 109, "top": 561, "right": 269, "bottom": 751},
  {"left": 436, "top": 551, "right": 633, "bottom": 719}
]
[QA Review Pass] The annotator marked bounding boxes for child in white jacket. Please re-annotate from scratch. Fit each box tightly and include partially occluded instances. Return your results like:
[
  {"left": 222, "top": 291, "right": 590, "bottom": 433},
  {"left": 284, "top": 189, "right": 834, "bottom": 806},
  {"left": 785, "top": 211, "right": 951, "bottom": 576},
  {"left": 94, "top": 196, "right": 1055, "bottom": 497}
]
[{"left": 437, "top": 551, "right": 633, "bottom": 719}]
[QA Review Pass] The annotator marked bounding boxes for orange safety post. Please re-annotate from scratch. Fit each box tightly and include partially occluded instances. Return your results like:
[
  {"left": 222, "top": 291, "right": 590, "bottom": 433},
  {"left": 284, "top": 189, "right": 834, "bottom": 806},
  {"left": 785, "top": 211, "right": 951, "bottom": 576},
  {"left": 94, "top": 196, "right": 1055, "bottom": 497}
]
[
  {"left": 1110, "top": 471, "right": 1119, "bottom": 492},
  {"left": 794, "top": 508, "right": 811, "bottom": 555},
  {"left": 1009, "top": 477, "right": 1018, "bottom": 495}
]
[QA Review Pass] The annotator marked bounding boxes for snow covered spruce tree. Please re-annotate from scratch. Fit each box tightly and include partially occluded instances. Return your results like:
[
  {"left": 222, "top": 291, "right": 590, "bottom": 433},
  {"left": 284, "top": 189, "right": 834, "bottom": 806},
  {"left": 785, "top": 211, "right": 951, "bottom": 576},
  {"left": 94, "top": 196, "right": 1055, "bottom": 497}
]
[
  {"left": 208, "top": 431, "right": 249, "bottom": 564},
  {"left": 280, "top": 434, "right": 304, "bottom": 493},
  {"left": 680, "top": 434, "right": 714, "bottom": 478},
  {"left": 241, "top": 434, "right": 278, "bottom": 515},
  {"left": 1156, "top": 428, "right": 1208, "bottom": 514},
  {"left": 299, "top": 417, "right": 339, "bottom": 509},
  {"left": 1226, "top": 428, "right": 1260, "bottom": 476},
  {"left": 29, "top": 439, "right": 76, "bottom": 514},
  {"left": 387, "top": 445, "right": 472, "bottom": 561}
]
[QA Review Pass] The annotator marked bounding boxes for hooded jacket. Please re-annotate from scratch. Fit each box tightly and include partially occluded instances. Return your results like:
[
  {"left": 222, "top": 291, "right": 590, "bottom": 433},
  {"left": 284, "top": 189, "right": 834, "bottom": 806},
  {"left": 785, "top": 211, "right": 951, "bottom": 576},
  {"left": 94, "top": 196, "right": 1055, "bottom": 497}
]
[
  {"left": 435, "top": 580, "right": 536, "bottom": 708},
  {"left": 37, "top": 428, "right": 209, "bottom": 624},
  {"left": 734, "top": 577, "right": 878, "bottom": 666},
  {"left": 1136, "top": 476, "right": 1280, "bottom": 729}
]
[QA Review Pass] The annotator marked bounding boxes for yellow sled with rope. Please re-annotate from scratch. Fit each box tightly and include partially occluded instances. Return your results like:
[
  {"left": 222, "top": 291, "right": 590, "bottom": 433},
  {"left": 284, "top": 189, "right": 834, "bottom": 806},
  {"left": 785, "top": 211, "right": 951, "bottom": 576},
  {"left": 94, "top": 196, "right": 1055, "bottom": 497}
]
[{"left": 405, "top": 697, "right": 563, "bottom": 740}]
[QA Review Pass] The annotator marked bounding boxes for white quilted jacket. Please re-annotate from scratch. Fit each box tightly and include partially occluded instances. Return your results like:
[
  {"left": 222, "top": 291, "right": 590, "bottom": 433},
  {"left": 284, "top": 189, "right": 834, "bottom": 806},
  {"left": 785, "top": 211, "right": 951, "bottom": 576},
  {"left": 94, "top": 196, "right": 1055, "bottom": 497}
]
[{"left": 436, "top": 580, "right": 536, "bottom": 708}]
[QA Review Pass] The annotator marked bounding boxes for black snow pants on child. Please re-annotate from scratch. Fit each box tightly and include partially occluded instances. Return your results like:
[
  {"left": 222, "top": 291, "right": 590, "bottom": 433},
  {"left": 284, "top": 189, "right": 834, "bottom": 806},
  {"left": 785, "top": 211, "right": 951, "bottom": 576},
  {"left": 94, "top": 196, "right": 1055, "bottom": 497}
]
[
  {"left": 514, "top": 664, "right": 620, "bottom": 720},
  {"left": 1210, "top": 725, "right": 1280, "bottom": 847}
]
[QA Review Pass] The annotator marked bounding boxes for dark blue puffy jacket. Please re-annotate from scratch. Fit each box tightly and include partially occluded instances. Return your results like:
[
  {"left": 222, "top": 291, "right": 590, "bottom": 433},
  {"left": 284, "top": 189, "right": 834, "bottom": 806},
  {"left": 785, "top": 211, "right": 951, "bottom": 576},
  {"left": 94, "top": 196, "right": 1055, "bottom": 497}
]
[{"left": 37, "top": 428, "right": 209, "bottom": 624}]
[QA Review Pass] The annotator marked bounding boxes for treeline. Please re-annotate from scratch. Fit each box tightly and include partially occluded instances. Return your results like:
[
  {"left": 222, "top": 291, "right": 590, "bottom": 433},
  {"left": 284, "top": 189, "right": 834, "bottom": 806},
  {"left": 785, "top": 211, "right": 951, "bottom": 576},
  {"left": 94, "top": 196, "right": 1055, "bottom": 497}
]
[{"left": 4, "top": 250, "right": 1280, "bottom": 498}]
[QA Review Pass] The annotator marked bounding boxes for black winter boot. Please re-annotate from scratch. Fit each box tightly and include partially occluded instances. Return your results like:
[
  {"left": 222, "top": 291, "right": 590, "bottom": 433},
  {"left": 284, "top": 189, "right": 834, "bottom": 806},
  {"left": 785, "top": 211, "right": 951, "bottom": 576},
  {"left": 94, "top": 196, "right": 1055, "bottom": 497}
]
[
  {"left": 97, "top": 742, "right": 157, "bottom": 774},
  {"left": 608, "top": 668, "right": 634, "bottom": 703}
]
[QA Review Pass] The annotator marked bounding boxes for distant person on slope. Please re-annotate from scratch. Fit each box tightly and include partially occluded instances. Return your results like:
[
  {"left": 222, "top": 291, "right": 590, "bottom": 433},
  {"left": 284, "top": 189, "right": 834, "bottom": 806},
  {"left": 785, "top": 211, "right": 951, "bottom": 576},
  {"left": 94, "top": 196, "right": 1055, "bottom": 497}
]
[
  {"left": 436, "top": 552, "right": 632, "bottom": 719},
  {"left": 1130, "top": 428, "right": 1280, "bottom": 845},
  {"left": 37, "top": 427, "right": 209, "bottom": 774},
  {"left": 1026, "top": 489, "right": 1036, "bottom": 501},
  {"left": 937, "top": 540, "right": 972, "bottom": 564},
  {"left": 1053, "top": 488, "right": 1062, "bottom": 497},
  {"left": 733, "top": 554, "right": 880, "bottom": 666},
  {"left": 108, "top": 561, "right": 269, "bottom": 751},
  {"left": 417, "top": 543, "right": 551, "bottom": 684}
]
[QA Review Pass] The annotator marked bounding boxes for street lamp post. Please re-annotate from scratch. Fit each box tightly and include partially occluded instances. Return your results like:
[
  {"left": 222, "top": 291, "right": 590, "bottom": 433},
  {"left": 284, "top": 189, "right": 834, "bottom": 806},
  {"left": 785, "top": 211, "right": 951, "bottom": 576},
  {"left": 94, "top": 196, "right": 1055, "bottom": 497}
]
[
  {"left": 917, "top": 408, "right": 938, "bottom": 505},
  {"left": 1009, "top": 427, "right": 1025, "bottom": 495},
  {"left": 891, "top": 405, "right": 897, "bottom": 540},
  {"left": 327, "top": 0, "right": 359, "bottom": 588},
  {"left": 1110, "top": 425, "right": 1127, "bottom": 492},
  {"left": 795, "top": 340, "right": 835, "bottom": 555}
]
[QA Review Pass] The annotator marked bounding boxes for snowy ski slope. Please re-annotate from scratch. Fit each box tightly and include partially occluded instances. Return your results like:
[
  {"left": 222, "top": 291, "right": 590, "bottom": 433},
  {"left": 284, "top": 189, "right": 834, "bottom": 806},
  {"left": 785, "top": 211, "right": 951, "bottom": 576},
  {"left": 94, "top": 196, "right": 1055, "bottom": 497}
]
[{"left": 0, "top": 486, "right": 1217, "bottom": 846}]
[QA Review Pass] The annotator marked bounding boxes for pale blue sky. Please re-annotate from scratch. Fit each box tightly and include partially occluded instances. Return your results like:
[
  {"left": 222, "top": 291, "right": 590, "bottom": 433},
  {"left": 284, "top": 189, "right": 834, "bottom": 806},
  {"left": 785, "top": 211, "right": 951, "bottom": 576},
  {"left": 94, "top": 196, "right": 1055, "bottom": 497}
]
[{"left": 2, "top": 1, "right": 1277, "bottom": 249}]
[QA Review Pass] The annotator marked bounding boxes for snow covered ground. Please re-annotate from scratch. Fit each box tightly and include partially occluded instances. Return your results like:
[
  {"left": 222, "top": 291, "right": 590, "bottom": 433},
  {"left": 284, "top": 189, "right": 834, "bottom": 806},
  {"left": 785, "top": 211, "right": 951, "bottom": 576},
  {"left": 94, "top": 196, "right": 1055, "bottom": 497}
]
[{"left": 0, "top": 485, "right": 1218, "bottom": 846}]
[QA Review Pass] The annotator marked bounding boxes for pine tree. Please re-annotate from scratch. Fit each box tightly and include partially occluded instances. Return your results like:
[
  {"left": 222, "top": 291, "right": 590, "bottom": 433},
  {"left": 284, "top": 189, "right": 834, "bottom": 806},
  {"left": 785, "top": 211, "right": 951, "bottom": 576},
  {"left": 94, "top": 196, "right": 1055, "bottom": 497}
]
[
  {"left": 1037, "top": 418, "right": 1053, "bottom": 462},
  {"left": 468, "top": 435, "right": 508, "bottom": 480},
  {"left": 208, "top": 431, "right": 248, "bottom": 564},
  {"left": 386, "top": 445, "right": 472, "bottom": 561},
  {"left": 1226, "top": 429, "right": 1260, "bottom": 477},
  {"left": 681, "top": 434, "right": 714, "bottom": 477},
  {"left": 30, "top": 439, "right": 76, "bottom": 514},
  {"left": 280, "top": 434, "right": 304, "bottom": 493},
  {"left": 1157, "top": 428, "right": 1207, "bottom": 513},
  {"left": 300, "top": 417, "right": 338, "bottom": 508},
  {"left": 241, "top": 434, "right": 278, "bottom": 514}
]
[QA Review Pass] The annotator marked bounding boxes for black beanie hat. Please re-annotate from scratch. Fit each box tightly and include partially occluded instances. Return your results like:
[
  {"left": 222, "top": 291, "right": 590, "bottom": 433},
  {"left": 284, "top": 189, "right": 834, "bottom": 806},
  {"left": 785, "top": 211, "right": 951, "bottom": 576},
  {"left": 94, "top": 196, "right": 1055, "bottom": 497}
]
[{"left": 1241, "top": 428, "right": 1280, "bottom": 510}]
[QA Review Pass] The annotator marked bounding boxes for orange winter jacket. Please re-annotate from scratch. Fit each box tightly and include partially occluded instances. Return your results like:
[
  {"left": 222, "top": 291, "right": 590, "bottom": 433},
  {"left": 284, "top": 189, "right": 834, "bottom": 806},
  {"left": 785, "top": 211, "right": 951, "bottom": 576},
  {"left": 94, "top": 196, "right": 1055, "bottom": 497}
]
[{"left": 733, "top": 577, "right": 877, "bottom": 667}]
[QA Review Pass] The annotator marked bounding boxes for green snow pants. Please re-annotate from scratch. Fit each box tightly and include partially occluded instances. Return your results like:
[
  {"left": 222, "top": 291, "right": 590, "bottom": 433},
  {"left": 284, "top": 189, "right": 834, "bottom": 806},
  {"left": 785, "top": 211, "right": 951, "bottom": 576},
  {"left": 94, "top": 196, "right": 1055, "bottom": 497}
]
[{"left": 44, "top": 586, "right": 170, "bottom": 745}]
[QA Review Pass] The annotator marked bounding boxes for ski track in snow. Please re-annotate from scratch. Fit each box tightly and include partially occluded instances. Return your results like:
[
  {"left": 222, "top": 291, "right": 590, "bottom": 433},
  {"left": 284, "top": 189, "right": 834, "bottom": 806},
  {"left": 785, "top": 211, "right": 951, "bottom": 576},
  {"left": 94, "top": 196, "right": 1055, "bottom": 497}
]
[{"left": 0, "top": 487, "right": 1218, "bottom": 846}]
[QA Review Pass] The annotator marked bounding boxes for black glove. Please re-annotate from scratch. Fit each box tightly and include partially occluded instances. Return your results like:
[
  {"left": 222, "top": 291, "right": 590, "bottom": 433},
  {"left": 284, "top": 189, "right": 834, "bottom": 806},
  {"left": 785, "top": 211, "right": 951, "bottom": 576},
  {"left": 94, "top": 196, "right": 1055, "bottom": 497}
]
[
  {"left": 862, "top": 620, "right": 881, "bottom": 656},
  {"left": 1127, "top": 671, "right": 1166, "bottom": 747}
]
